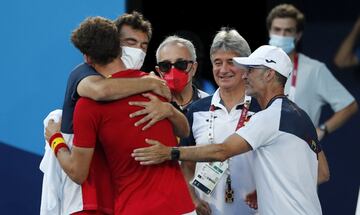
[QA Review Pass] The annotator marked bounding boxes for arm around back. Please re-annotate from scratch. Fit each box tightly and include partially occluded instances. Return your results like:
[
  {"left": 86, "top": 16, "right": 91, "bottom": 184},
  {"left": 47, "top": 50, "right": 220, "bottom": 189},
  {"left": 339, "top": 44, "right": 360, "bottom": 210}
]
[
  {"left": 77, "top": 75, "right": 171, "bottom": 101},
  {"left": 132, "top": 133, "right": 252, "bottom": 165}
]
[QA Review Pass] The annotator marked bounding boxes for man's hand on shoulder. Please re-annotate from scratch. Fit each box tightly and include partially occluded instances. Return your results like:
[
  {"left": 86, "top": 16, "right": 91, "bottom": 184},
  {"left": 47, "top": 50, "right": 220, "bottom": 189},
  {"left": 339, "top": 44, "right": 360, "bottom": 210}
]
[
  {"left": 129, "top": 93, "right": 173, "bottom": 130},
  {"left": 142, "top": 72, "right": 171, "bottom": 101},
  {"left": 132, "top": 139, "right": 171, "bottom": 165}
]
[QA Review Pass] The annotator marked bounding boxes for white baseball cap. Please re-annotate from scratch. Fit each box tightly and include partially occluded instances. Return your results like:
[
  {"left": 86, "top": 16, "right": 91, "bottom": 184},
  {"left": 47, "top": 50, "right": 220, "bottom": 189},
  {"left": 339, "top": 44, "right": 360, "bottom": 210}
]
[{"left": 233, "top": 45, "right": 293, "bottom": 78}]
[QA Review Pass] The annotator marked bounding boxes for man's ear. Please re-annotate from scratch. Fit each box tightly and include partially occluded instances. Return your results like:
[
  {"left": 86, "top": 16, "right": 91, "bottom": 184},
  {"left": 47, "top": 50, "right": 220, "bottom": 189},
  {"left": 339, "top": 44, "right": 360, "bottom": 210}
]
[
  {"left": 190, "top": 62, "right": 198, "bottom": 78},
  {"left": 84, "top": 54, "right": 93, "bottom": 65},
  {"left": 265, "top": 69, "right": 276, "bottom": 82}
]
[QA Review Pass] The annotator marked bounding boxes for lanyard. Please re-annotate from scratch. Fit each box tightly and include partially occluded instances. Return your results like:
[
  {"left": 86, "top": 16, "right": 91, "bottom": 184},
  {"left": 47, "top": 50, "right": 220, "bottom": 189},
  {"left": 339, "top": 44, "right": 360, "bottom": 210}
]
[
  {"left": 208, "top": 97, "right": 251, "bottom": 144},
  {"left": 289, "top": 53, "right": 299, "bottom": 101},
  {"left": 235, "top": 99, "right": 250, "bottom": 130},
  {"left": 291, "top": 53, "right": 299, "bottom": 87},
  {"left": 208, "top": 97, "right": 251, "bottom": 203}
]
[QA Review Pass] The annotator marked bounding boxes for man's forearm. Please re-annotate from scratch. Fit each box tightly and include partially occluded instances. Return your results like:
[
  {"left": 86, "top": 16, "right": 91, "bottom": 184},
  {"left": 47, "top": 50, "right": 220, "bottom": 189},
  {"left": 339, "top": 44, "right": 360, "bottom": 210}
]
[
  {"left": 167, "top": 105, "right": 190, "bottom": 138},
  {"left": 56, "top": 148, "right": 84, "bottom": 184},
  {"left": 325, "top": 101, "right": 358, "bottom": 133},
  {"left": 78, "top": 75, "right": 170, "bottom": 101},
  {"left": 178, "top": 144, "right": 230, "bottom": 162},
  {"left": 132, "top": 134, "right": 251, "bottom": 165},
  {"left": 334, "top": 19, "right": 360, "bottom": 68},
  {"left": 56, "top": 146, "right": 94, "bottom": 185},
  {"left": 84, "top": 78, "right": 159, "bottom": 101},
  {"left": 178, "top": 134, "right": 251, "bottom": 162}
]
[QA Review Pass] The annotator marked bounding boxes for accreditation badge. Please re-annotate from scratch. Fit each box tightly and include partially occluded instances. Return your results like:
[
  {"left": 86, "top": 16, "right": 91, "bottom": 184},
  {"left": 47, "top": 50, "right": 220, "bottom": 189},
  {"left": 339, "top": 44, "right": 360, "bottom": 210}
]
[{"left": 191, "top": 161, "right": 228, "bottom": 196}]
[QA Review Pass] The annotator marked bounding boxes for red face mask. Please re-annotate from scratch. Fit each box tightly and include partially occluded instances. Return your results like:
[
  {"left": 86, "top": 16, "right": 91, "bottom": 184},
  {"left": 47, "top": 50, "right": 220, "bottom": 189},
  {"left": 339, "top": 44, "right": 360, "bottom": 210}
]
[{"left": 163, "top": 68, "right": 189, "bottom": 93}]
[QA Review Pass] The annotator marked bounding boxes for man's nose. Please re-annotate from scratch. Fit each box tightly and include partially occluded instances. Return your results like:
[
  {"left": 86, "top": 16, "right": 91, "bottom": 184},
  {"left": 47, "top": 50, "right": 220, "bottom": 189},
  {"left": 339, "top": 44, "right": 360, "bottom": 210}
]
[
  {"left": 242, "top": 71, "right": 249, "bottom": 80},
  {"left": 278, "top": 30, "right": 287, "bottom": 36}
]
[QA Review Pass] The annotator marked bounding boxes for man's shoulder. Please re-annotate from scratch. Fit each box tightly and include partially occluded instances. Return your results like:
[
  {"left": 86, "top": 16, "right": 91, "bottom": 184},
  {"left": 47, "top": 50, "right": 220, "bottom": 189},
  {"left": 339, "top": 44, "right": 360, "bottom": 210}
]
[
  {"left": 111, "top": 69, "right": 146, "bottom": 78},
  {"left": 298, "top": 53, "right": 330, "bottom": 77},
  {"left": 72, "top": 63, "right": 93, "bottom": 72},
  {"left": 299, "top": 53, "right": 326, "bottom": 67},
  {"left": 188, "top": 96, "right": 212, "bottom": 113}
]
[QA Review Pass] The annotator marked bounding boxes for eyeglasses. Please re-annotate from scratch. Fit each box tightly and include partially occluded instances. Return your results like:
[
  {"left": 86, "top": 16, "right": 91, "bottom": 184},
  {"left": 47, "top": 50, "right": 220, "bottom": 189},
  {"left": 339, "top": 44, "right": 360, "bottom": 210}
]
[{"left": 157, "top": 60, "right": 194, "bottom": 73}]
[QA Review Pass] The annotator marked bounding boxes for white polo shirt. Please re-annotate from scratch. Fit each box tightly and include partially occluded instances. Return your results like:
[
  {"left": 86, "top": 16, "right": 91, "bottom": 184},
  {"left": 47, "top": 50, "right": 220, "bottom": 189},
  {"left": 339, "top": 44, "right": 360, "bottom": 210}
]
[
  {"left": 285, "top": 53, "right": 355, "bottom": 126},
  {"left": 181, "top": 89, "right": 261, "bottom": 215},
  {"left": 237, "top": 96, "right": 322, "bottom": 215}
]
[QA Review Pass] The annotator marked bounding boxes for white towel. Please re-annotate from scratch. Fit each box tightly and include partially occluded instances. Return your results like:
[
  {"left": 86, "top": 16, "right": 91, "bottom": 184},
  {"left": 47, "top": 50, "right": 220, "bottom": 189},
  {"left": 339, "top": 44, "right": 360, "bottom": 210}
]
[{"left": 39, "top": 110, "right": 82, "bottom": 215}]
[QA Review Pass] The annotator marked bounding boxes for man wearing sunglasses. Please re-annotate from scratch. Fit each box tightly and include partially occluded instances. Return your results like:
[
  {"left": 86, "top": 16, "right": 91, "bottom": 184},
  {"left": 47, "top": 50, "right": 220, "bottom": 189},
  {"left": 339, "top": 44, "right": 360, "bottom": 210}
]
[
  {"left": 45, "top": 16, "right": 195, "bottom": 215},
  {"left": 128, "top": 35, "right": 209, "bottom": 131},
  {"left": 156, "top": 35, "right": 209, "bottom": 112}
]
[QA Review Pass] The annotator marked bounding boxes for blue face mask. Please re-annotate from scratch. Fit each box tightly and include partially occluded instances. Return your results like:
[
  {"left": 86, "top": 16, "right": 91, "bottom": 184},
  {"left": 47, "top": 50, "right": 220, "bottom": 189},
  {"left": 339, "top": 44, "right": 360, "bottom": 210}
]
[{"left": 269, "top": 34, "right": 295, "bottom": 54}]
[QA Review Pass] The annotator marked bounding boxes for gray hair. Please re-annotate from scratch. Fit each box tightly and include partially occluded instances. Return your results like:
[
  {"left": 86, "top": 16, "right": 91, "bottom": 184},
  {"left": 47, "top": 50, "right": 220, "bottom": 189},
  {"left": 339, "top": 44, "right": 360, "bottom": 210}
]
[
  {"left": 210, "top": 27, "right": 251, "bottom": 60},
  {"left": 156, "top": 35, "right": 197, "bottom": 62}
]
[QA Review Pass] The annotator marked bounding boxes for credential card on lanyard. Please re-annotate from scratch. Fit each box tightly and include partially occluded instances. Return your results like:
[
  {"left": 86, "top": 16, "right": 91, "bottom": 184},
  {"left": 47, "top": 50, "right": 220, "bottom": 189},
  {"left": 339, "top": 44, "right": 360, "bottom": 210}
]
[{"left": 191, "top": 161, "right": 229, "bottom": 196}]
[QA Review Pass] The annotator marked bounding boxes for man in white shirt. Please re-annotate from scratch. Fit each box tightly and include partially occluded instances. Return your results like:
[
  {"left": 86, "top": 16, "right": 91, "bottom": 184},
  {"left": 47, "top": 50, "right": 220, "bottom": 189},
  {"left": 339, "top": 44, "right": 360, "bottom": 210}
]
[{"left": 266, "top": 4, "right": 358, "bottom": 140}]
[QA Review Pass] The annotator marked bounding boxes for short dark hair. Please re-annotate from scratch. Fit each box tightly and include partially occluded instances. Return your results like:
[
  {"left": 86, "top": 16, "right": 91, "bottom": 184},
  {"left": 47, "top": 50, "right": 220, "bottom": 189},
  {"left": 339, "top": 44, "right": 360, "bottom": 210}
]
[
  {"left": 274, "top": 71, "right": 287, "bottom": 87},
  {"left": 71, "top": 16, "right": 120, "bottom": 65},
  {"left": 266, "top": 4, "right": 305, "bottom": 33},
  {"left": 114, "top": 11, "right": 152, "bottom": 41}
]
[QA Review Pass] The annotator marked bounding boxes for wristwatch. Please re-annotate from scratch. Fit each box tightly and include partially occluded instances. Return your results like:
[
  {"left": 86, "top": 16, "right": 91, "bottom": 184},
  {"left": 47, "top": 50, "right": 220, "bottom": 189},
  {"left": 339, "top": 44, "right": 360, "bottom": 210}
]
[
  {"left": 170, "top": 147, "right": 180, "bottom": 160},
  {"left": 319, "top": 123, "right": 328, "bottom": 137}
]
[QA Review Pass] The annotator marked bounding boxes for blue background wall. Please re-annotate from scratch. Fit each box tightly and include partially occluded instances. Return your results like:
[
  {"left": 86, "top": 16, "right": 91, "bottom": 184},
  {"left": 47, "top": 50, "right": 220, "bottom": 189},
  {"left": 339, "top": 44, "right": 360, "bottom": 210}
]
[
  {"left": 0, "top": 0, "right": 125, "bottom": 155},
  {"left": 0, "top": 0, "right": 125, "bottom": 213}
]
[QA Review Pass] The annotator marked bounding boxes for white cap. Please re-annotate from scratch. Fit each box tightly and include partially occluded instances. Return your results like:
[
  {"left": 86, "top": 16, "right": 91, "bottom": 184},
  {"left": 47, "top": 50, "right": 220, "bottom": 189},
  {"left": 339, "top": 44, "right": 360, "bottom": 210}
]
[{"left": 233, "top": 45, "right": 293, "bottom": 78}]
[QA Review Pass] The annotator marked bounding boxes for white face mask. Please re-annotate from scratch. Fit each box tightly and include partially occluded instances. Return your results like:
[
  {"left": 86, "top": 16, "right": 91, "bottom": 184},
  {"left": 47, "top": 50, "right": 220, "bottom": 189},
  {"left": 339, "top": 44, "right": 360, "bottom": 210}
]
[
  {"left": 121, "top": 46, "right": 146, "bottom": 70},
  {"left": 269, "top": 34, "right": 295, "bottom": 54}
]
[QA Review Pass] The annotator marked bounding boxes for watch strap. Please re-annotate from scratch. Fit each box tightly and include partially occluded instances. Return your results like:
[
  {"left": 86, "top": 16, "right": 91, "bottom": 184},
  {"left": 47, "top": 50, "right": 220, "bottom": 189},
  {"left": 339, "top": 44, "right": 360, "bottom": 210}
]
[{"left": 171, "top": 147, "right": 180, "bottom": 160}]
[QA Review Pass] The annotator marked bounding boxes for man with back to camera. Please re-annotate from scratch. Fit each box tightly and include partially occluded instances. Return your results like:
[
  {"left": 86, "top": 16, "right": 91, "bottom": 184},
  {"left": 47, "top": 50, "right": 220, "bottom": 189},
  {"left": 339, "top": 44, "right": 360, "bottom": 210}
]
[
  {"left": 46, "top": 16, "right": 195, "bottom": 215},
  {"left": 41, "top": 11, "right": 189, "bottom": 215}
]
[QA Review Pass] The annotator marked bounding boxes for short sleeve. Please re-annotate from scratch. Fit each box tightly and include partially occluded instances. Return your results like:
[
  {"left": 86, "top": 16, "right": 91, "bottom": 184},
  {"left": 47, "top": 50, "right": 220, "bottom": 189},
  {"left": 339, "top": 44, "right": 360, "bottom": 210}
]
[
  {"left": 236, "top": 110, "right": 278, "bottom": 150},
  {"left": 73, "top": 98, "right": 100, "bottom": 148},
  {"left": 316, "top": 63, "right": 354, "bottom": 112}
]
